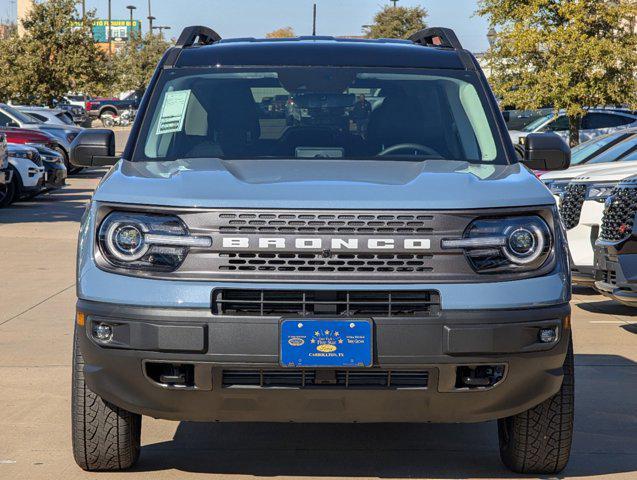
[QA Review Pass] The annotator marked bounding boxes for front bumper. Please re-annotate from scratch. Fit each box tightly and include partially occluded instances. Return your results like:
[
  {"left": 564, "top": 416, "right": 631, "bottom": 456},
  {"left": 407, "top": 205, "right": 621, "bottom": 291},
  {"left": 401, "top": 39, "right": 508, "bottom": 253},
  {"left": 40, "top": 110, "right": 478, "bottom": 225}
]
[
  {"left": 43, "top": 161, "right": 67, "bottom": 189},
  {"left": 77, "top": 299, "right": 570, "bottom": 423},
  {"left": 594, "top": 242, "right": 637, "bottom": 306}
]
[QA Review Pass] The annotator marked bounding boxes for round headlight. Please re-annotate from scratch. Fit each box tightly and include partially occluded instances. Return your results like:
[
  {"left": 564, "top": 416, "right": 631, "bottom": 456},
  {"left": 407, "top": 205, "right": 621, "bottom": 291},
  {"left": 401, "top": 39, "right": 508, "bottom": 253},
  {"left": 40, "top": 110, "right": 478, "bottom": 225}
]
[
  {"left": 104, "top": 221, "right": 148, "bottom": 261},
  {"left": 504, "top": 224, "right": 545, "bottom": 264}
]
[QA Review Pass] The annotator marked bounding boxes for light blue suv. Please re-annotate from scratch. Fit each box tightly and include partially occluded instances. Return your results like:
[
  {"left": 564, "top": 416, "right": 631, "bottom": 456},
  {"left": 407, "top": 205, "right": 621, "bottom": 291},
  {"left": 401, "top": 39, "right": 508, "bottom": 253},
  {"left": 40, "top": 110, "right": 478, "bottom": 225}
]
[{"left": 69, "top": 26, "right": 574, "bottom": 474}]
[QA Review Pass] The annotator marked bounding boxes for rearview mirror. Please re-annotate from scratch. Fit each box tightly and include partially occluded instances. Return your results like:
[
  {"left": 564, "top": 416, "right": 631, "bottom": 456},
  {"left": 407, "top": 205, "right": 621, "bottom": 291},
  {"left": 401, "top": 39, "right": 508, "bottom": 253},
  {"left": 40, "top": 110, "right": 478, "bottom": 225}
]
[
  {"left": 521, "top": 133, "right": 570, "bottom": 171},
  {"left": 69, "top": 129, "right": 117, "bottom": 167}
]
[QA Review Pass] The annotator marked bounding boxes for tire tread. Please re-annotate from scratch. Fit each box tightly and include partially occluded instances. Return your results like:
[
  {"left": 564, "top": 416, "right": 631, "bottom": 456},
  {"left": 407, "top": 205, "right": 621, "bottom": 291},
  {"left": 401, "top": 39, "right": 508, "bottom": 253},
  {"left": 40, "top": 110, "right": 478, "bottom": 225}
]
[
  {"left": 71, "top": 327, "right": 141, "bottom": 471},
  {"left": 498, "top": 339, "right": 574, "bottom": 474}
]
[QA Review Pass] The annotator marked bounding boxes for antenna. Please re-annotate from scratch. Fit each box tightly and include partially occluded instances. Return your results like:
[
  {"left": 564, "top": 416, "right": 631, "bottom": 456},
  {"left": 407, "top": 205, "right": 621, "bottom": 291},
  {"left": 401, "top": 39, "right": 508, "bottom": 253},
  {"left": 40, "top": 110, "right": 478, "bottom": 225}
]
[{"left": 312, "top": 3, "right": 316, "bottom": 36}]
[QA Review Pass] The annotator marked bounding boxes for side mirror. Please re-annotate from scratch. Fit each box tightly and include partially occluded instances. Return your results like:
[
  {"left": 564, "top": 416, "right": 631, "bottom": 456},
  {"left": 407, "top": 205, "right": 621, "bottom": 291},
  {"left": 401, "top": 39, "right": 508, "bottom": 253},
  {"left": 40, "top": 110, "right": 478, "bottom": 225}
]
[
  {"left": 521, "top": 133, "right": 571, "bottom": 171},
  {"left": 69, "top": 129, "right": 117, "bottom": 167}
]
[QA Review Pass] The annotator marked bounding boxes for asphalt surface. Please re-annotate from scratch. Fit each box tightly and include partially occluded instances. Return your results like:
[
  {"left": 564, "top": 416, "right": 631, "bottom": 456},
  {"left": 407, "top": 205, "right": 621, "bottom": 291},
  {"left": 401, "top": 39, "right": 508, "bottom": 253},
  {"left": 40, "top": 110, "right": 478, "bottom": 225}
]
[{"left": 0, "top": 141, "right": 636, "bottom": 479}]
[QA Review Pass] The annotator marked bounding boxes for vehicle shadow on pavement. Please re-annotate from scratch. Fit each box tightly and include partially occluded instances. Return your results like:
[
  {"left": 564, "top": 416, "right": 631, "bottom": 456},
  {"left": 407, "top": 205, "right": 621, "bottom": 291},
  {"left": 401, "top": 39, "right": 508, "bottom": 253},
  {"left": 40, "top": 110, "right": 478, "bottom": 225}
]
[
  {"left": 135, "top": 354, "right": 637, "bottom": 478},
  {"left": 72, "top": 168, "right": 109, "bottom": 180},
  {"left": 0, "top": 195, "right": 90, "bottom": 224},
  {"left": 576, "top": 299, "right": 637, "bottom": 318}
]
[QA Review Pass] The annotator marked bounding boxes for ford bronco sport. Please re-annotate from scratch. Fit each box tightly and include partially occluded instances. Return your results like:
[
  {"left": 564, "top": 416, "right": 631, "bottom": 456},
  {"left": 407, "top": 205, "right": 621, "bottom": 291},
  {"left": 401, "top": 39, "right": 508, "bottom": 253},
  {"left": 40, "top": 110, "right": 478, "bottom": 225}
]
[{"left": 69, "top": 26, "right": 574, "bottom": 474}]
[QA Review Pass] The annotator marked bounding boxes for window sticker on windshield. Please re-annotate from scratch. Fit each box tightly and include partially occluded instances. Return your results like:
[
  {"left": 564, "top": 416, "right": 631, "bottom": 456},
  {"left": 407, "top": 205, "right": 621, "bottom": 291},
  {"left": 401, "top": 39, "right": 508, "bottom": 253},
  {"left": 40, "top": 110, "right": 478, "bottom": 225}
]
[{"left": 156, "top": 90, "right": 191, "bottom": 135}]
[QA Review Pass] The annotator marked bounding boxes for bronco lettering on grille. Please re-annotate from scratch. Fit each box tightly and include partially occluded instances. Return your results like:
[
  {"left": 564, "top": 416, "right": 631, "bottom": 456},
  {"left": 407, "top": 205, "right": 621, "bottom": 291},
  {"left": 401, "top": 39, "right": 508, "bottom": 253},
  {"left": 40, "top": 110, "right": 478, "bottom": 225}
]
[{"left": 220, "top": 237, "right": 431, "bottom": 251}]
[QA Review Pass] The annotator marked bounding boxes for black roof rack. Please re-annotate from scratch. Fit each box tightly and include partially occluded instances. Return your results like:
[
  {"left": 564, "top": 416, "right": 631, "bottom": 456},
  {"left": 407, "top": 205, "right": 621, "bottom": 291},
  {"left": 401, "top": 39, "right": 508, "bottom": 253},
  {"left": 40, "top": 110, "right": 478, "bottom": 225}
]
[
  {"left": 175, "top": 26, "right": 222, "bottom": 48},
  {"left": 409, "top": 27, "right": 463, "bottom": 50}
]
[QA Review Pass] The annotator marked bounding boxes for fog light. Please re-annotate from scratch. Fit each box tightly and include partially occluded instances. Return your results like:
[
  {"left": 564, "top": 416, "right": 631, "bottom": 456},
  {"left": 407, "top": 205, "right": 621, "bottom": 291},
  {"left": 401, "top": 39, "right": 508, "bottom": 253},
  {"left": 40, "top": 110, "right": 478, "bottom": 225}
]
[
  {"left": 93, "top": 323, "right": 113, "bottom": 342},
  {"left": 539, "top": 327, "right": 558, "bottom": 343}
]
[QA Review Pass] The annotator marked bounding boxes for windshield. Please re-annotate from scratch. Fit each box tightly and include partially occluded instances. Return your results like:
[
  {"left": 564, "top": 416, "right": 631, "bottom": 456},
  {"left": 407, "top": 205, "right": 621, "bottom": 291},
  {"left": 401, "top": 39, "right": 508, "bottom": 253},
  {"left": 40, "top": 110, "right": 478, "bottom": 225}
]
[
  {"left": 586, "top": 134, "right": 637, "bottom": 164},
  {"left": 3, "top": 104, "right": 41, "bottom": 124},
  {"left": 135, "top": 67, "right": 505, "bottom": 164},
  {"left": 570, "top": 132, "right": 631, "bottom": 165},
  {"left": 522, "top": 113, "right": 553, "bottom": 132},
  {"left": 55, "top": 112, "right": 75, "bottom": 125}
]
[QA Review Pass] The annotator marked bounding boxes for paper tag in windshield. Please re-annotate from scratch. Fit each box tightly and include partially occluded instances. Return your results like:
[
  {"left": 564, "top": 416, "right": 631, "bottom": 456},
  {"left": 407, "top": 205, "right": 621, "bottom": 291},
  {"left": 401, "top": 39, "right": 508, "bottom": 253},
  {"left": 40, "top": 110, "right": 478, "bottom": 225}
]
[{"left": 156, "top": 90, "right": 191, "bottom": 135}]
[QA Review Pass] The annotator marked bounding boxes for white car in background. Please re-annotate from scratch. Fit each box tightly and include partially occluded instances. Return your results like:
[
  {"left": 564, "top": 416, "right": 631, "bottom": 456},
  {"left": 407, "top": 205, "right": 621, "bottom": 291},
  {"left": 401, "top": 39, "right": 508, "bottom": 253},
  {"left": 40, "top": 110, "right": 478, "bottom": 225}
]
[
  {"left": 542, "top": 130, "right": 637, "bottom": 199},
  {"left": 559, "top": 159, "right": 637, "bottom": 285},
  {"left": 510, "top": 109, "right": 637, "bottom": 146},
  {"left": 5, "top": 144, "right": 45, "bottom": 204}
]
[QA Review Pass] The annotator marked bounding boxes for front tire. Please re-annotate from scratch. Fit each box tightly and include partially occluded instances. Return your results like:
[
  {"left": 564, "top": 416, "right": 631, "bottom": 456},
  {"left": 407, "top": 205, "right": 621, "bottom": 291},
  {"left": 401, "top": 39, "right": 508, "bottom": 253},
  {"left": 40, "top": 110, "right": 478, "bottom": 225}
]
[
  {"left": 0, "top": 175, "right": 15, "bottom": 207},
  {"left": 498, "top": 339, "right": 574, "bottom": 474},
  {"left": 71, "top": 328, "right": 141, "bottom": 471}
]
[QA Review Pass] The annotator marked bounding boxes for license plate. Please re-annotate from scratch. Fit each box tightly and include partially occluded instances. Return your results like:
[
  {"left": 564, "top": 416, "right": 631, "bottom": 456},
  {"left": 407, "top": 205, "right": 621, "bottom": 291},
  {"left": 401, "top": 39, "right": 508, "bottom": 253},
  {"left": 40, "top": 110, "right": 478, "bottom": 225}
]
[{"left": 280, "top": 319, "right": 373, "bottom": 367}]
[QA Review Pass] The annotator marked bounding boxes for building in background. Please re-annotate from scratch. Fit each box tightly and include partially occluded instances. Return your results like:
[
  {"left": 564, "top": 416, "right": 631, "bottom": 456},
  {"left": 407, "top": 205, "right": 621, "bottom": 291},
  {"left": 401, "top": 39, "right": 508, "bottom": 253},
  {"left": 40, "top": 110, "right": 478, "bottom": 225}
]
[
  {"left": 0, "top": 23, "right": 16, "bottom": 39},
  {"left": 16, "top": 0, "right": 33, "bottom": 36}
]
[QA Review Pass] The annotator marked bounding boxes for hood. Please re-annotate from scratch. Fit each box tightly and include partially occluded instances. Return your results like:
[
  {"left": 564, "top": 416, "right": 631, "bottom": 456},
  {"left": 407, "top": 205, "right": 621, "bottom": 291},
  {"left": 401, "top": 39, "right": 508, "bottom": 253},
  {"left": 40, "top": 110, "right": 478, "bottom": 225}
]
[
  {"left": 7, "top": 143, "right": 36, "bottom": 154},
  {"left": 572, "top": 161, "right": 637, "bottom": 184},
  {"left": 39, "top": 124, "right": 82, "bottom": 133},
  {"left": 93, "top": 158, "right": 555, "bottom": 210},
  {"left": 540, "top": 161, "right": 628, "bottom": 182}
]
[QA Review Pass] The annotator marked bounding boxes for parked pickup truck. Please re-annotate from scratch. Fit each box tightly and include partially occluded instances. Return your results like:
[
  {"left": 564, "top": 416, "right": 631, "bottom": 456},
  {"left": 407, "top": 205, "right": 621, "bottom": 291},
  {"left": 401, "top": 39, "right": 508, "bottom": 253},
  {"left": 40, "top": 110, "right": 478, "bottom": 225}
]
[{"left": 86, "top": 91, "right": 143, "bottom": 120}]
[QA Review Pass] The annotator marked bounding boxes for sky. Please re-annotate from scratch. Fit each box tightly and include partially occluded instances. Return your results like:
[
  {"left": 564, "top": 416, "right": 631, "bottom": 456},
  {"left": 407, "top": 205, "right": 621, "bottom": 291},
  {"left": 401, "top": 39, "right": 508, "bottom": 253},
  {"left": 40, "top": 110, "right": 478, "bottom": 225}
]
[{"left": 0, "top": 0, "right": 491, "bottom": 53}]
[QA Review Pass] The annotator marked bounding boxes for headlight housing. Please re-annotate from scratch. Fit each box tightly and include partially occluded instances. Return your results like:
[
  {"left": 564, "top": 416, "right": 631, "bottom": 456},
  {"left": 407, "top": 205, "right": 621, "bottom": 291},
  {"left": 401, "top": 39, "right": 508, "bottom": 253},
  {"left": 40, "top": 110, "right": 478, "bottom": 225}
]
[
  {"left": 10, "top": 149, "right": 35, "bottom": 160},
  {"left": 442, "top": 216, "right": 553, "bottom": 273},
  {"left": 544, "top": 180, "right": 569, "bottom": 197},
  {"left": 97, "top": 211, "right": 211, "bottom": 272},
  {"left": 585, "top": 183, "right": 616, "bottom": 202}
]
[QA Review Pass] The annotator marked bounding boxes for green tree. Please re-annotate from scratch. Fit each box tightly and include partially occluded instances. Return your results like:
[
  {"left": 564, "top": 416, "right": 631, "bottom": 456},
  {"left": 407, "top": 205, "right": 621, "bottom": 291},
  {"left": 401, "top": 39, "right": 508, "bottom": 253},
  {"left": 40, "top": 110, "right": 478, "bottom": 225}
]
[
  {"left": 478, "top": 0, "right": 637, "bottom": 146},
  {"left": 266, "top": 27, "right": 295, "bottom": 38},
  {"left": 0, "top": 0, "right": 115, "bottom": 105},
  {"left": 365, "top": 5, "right": 428, "bottom": 39},
  {"left": 114, "top": 33, "right": 172, "bottom": 93}
]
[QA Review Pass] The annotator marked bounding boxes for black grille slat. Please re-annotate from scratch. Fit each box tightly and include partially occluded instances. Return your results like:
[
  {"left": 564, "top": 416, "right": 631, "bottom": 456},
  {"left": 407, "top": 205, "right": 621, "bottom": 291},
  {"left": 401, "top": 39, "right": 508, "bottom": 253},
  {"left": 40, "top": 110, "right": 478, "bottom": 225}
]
[
  {"left": 217, "top": 212, "right": 434, "bottom": 235},
  {"left": 212, "top": 289, "right": 440, "bottom": 317},
  {"left": 218, "top": 252, "right": 433, "bottom": 274},
  {"left": 559, "top": 183, "right": 587, "bottom": 230},
  {"left": 222, "top": 369, "right": 429, "bottom": 389},
  {"left": 600, "top": 186, "right": 637, "bottom": 241}
]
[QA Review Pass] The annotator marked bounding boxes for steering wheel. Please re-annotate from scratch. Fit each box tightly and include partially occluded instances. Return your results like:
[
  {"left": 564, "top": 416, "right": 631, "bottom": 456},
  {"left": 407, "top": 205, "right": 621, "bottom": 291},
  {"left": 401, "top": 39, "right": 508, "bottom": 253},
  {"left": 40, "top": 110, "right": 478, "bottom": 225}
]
[{"left": 378, "top": 143, "right": 442, "bottom": 157}]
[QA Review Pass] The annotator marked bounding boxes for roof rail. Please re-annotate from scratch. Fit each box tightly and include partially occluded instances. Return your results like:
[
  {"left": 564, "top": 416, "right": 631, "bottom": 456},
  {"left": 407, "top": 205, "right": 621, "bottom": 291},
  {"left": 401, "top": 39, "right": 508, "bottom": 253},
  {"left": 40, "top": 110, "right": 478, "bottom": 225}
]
[
  {"left": 409, "top": 27, "right": 463, "bottom": 50},
  {"left": 175, "top": 26, "right": 222, "bottom": 48}
]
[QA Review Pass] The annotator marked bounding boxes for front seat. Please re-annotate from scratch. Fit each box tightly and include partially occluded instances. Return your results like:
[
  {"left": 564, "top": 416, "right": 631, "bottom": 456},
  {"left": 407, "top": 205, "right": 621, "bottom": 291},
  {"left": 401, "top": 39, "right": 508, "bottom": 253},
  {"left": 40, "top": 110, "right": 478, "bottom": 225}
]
[{"left": 367, "top": 95, "right": 427, "bottom": 153}]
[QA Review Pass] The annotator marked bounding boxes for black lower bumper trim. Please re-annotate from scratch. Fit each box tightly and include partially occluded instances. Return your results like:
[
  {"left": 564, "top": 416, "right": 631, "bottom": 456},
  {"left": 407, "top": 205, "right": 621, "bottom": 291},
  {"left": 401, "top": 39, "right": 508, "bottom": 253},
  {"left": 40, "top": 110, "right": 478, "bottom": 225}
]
[{"left": 76, "top": 299, "right": 570, "bottom": 423}]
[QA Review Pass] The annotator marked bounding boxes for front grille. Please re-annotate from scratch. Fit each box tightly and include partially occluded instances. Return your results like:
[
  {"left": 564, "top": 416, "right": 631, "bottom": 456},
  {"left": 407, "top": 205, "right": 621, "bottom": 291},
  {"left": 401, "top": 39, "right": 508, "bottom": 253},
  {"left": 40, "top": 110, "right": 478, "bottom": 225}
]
[
  {"left": 559, "top": 183, "right": 587, "bottom": 229},
  {"left": 218, "top": 252, "right": 433, "bottom": 274},
  {"left": 602, "top": 269, "right": 617, "bottom": 285},
  {"left": 222, "top": 369, "right": 429, "bottom": 389},
  {"left": 217, "top": 212, "right": 434, "bottom": 234},
  {"left": 212, "top": 289, "right": 441, "bottom": 317},
  {"left": 600, "top": 186, "right": 637, "bottom": 241}
]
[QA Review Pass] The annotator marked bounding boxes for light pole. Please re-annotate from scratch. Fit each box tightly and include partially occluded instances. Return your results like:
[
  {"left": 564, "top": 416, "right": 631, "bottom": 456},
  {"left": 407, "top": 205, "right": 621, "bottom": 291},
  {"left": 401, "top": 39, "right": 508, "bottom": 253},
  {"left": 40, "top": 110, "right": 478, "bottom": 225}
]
[
  {"left": 390, "top": 0, "right": 398, "bottom": 7},
  {"left": 487, "top": 27, "right": 497, "bottom": 47},
  {"left": 153, "top": 25, "right": 170, "bottom": 38},
  {"left": 126, "top": 5, "right": 136, "bottom": 41},
  {"left": 147, "top": 0, "right": 153, "bottom": 34},
  {"left": 108, "top": 0, "right": 112, "bottom": 53}
]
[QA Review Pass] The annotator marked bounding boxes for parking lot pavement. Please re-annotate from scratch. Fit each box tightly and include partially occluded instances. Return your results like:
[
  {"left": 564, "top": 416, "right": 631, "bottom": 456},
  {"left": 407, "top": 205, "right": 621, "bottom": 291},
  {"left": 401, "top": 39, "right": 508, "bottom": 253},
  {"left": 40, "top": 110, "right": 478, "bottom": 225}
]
[{"left": 0, "top": 173, "right": 636, "bottom": 480}]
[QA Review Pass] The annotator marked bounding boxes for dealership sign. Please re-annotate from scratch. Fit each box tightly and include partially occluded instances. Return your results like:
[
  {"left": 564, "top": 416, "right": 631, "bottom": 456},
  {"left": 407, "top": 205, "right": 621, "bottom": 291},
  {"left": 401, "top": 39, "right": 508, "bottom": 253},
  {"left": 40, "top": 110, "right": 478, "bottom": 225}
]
[{"left": 72, "top": 19, "right": 141, "bottom": 42}]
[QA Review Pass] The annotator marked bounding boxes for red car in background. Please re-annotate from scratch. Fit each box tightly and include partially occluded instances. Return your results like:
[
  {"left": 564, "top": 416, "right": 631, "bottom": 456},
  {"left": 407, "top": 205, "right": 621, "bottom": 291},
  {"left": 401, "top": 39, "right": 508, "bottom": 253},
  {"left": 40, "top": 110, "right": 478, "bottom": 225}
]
[{"left": 0, "top": 127, "right": 60, "bottom": 150}]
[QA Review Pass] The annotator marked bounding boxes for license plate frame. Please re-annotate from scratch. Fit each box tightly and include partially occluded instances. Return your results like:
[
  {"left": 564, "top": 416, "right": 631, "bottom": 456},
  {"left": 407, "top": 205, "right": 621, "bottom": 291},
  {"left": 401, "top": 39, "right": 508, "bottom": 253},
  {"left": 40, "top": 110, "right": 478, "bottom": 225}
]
[{"left": 279, "top": 318, "right": 373, "bottom": 368}]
